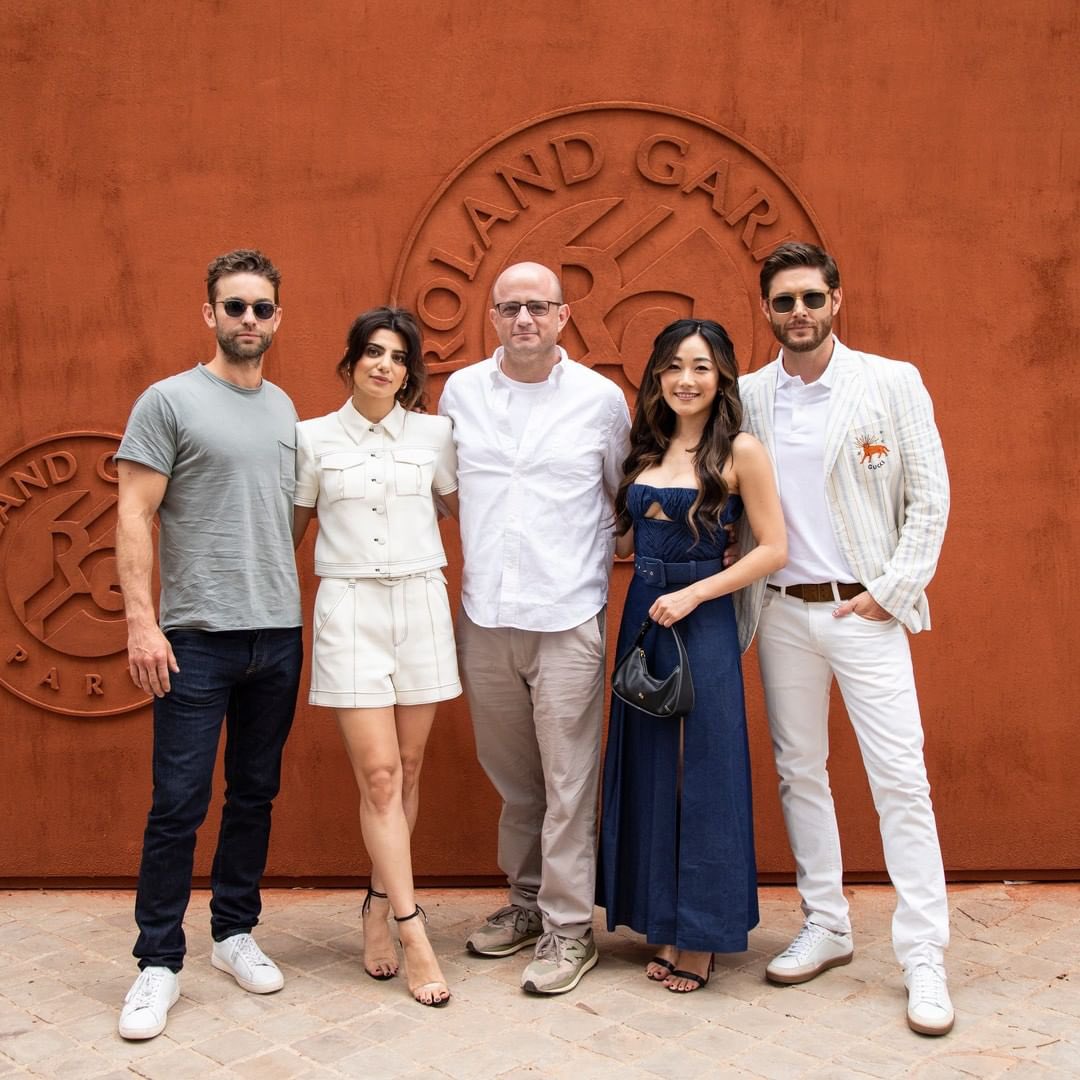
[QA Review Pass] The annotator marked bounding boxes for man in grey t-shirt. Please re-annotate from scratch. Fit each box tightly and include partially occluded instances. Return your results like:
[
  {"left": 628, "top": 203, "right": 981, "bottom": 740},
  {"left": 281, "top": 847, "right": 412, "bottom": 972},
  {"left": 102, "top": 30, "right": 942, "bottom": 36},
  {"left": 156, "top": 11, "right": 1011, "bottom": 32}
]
[{"left": 113, "top": 250, "right": 303, "bottom": 1041}]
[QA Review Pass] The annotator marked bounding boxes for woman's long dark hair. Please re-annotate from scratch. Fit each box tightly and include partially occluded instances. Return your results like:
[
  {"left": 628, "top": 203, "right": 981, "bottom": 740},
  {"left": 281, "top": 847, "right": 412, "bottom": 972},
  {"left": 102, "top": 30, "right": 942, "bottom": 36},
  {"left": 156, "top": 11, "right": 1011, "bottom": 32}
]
[
  {"left": 336, "top": 306, "right": 427, "bottom": 411},
  {"left": 615, "top": 319, "right": 743, "bottom": 543}
]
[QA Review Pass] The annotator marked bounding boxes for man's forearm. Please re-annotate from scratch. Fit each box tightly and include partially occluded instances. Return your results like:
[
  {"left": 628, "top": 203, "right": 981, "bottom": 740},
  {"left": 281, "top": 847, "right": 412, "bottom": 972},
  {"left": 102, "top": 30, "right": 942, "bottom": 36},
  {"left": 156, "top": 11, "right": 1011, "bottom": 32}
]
[{"left": 116, "top": 514, "right": 158, "bottom": 628}]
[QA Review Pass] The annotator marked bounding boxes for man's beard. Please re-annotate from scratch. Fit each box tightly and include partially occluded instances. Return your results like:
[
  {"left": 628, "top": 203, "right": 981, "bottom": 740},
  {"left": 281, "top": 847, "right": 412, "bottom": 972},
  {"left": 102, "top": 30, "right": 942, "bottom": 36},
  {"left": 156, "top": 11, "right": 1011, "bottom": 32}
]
[
  {"left": 772, "top": 314, "right": 832, "bottom": 354},
  {"left": 218, "top": 328, "right": 272, "bottom": 363}
]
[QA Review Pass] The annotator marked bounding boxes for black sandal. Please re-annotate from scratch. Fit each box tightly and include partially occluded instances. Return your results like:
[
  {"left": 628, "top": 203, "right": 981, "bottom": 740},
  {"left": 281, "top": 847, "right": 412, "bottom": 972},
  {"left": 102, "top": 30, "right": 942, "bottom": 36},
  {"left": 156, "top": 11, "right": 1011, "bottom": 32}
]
[
  {"left": 666, "top": 954, "right": 714, "bottom": 993},
  {"left": 360, "top": 888, "right": 397, "bottom": 981},
  {"left": 394, "top": 906, "right": 450, "bottom": 1008},
  {"left": 646, "top": 954, "right": 677, "bottom": 981}
]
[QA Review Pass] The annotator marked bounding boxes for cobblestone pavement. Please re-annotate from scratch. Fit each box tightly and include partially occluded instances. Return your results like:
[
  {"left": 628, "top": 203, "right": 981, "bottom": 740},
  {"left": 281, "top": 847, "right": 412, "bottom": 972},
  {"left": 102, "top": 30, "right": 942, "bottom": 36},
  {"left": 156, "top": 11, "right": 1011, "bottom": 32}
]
[{"left": 0, "top": 884, "right": 1077, "bottom": 1078}]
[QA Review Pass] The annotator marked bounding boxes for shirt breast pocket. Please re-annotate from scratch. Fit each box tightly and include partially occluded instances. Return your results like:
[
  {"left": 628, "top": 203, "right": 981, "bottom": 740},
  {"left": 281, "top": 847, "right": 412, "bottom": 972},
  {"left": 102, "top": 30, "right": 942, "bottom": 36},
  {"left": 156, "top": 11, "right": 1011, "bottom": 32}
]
[
  {"left": 392, "top": 448, "right": 435, "bottom": 496},
  {"left": 319, "top": 451, "right": 370, "bottom": 502}
]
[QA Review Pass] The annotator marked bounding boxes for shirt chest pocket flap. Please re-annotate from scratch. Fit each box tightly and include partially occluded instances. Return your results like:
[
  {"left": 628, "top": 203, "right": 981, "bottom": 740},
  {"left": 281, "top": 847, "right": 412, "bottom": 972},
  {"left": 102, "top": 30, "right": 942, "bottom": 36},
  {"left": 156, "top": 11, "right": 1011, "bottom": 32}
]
[
  {"left": 319, "top": 451, "right": 371, "bottom": 502},
  {"left": 392, "top": 448, "right": 435, "bottom": 496}
]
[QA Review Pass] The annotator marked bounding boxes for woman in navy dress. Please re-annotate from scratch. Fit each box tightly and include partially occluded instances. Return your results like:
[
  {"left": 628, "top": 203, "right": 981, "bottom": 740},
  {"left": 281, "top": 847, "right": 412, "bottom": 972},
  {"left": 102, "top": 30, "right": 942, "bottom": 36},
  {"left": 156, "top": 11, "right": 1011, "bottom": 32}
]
[{"left": 597, "top": 319, "right": 786, "bottom": 992}]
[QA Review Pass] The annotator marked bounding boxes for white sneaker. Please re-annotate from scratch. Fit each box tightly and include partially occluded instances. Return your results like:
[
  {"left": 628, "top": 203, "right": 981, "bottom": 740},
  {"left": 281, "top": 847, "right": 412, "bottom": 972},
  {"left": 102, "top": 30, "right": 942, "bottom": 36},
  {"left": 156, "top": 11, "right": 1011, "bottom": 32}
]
[
  {"left": 905, "top": 962, "right": 954, "bottom": 1035},
  {"left": 766, "top": 921, "right": 854, "bottom": 985},
  {"left": 118, "top": 966, "right": 179, "bottom": 1040},
  {"left": 211, "top": 933, "right": 284, "bottom": 993}
]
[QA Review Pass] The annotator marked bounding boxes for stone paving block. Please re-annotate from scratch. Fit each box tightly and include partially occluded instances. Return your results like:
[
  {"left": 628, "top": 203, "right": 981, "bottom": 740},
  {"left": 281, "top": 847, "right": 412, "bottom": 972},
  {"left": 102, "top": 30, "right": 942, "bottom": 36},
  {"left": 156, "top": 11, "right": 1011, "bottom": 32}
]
[
  {"left": 1031, "top": 1038, "right": 1080, "bottom": 1073},
  {"left": 549, "top": 1048, "right": 658, "bottom": 1079},
  {"left": 1028, "top": 985, "right": 1080, "bottom": 1020},
  {"left": 733, "top": 1038, "right": 821, "bottom": 1078},
  {"left": 339, "top": 1005, "right": 422, "bottom": 1044},
  {"left": 292, "top": 1028, "right": 370, "bottom": 1065},
  {"left": 156, "top": 1003, "right": 237, "bottom": 1044},
  {"left": 714, "top": 999, "right": 796, "bottom": 1040},
  {"left": 194, "top": 1027, "right": 276, "bottom": 1064},
  {"left": 302, "top": 990, "right": 379, "bottom": 1024},
  {"left": 88, "top": 1029, "right": 180, "bottom": 1064},
  {"left": 0, "top": 1024, "right": 78, "bottom": 1065},
  {"left": 334, "top": 1043, "right": 428, "bottom": 1080},
  {"left": 830, "top": 1035, "right": 921, "bottom": 1077},
  {"left": 622, "top": 1002, "right": 704, "bottom": 1038},
  {"left": 680, "top": 1020, "right": 759, "bottom": 1060},
  {"left": 585, "top": 1022, "right": 664, "bottom": 1063},
  {"left": 932, "top": 1050, "right": 1020, "bottom": 1077},
  {"left": 21, "top": 1046, "right": 115, "bottom": 1079},
  {"left": 635, "top": 1039, "right": 726, "bottom": 1076},
  {"left": 763, "top": 985, "right": 836, "bottom": 1021},
  {"left": 230, "top": 1047, "right": 313, "bottom": 1079},
  {"left": 0, "top": 969, "right": 72, "bottom": 1009},
  {"left": 534, "top": 1004, "right": 617, "bottom": 1043},
  {"left": 27, "top": 989, "right": 110, "bottom": 1026},
  {"left": 128, "top": 1046, "right": 221, "bottom": 1079},
  {"left": 998, "top": 1063, "right": 1070, "bottom": 1079},
  {"left": 247, "top": 1007, "right": 330, "bottom": 1043}
]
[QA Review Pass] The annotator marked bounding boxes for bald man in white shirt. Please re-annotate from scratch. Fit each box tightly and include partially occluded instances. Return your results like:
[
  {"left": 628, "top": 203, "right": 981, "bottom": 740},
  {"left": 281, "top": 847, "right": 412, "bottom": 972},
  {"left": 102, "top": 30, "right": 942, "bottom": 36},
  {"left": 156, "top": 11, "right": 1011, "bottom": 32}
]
[
  {"left": 439, "top": 262, "right": 631, "bottom": 995},
  {"left": 735, "top": 242, "right": 953, "bottom": 1035}
]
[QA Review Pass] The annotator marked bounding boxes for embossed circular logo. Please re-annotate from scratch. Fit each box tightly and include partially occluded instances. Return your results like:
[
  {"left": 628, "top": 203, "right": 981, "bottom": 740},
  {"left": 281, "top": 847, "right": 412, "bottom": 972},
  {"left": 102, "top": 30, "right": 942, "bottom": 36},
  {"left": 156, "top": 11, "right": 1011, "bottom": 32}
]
[
  {"left": 392, "top": 102, "right": 838, "bottom": 390},
  {"left": 0, "top": 432, "right": 151, "bottom": 717}
]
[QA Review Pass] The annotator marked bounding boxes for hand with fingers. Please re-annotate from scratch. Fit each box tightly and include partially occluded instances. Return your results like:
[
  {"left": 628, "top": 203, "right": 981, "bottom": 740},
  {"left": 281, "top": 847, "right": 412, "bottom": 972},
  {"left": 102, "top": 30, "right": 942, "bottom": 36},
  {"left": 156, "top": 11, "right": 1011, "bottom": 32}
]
[
  {"left": 127, "top": 622, "right": 179, "bottom": 697},
  {"left": 832, "top": 590, "right": 892, "bottom": 621},
  {"left": 648, "top": 585, "right": 702, "bottom": 628}
]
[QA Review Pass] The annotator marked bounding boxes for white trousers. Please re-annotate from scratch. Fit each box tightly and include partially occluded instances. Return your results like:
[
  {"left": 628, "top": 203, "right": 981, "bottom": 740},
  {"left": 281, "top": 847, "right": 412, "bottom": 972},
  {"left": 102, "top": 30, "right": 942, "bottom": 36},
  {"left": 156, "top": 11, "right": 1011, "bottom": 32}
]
[{"left": 756, "top": 588, "right": 949, "bottom": 969}]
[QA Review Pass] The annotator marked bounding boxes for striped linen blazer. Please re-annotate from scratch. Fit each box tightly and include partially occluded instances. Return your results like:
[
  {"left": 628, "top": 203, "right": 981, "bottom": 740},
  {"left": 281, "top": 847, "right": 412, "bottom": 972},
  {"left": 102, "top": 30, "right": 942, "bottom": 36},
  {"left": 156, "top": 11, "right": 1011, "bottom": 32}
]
[{"left": 733, "top": 338, "right": 949, "bottom": 651}]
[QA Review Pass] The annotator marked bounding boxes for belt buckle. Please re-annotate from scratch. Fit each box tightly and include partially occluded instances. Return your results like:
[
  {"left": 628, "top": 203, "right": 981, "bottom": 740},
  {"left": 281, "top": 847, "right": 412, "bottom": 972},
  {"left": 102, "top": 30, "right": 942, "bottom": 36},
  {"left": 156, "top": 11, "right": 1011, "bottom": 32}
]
[{"left": 634, "top": 557, "right": 666, "bottom": 587}]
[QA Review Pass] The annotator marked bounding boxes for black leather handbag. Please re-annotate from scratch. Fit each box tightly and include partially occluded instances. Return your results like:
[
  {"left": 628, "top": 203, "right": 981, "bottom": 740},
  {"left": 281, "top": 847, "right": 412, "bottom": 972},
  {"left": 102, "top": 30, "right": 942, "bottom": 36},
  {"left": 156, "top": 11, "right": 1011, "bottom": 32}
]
[{"left": 611, "top": 618, "right": 695, "bottom": 719}]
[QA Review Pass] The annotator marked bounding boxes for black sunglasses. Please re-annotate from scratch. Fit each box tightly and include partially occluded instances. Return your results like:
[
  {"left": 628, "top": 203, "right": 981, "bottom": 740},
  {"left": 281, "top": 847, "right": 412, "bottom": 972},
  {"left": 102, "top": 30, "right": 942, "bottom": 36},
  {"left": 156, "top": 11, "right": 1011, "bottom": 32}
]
[
  {"left": 216, "top": 299, "right": 277, "bottom": 320},
  {"left": 768, "top": 291, "right": 830, "bottom": 314}
]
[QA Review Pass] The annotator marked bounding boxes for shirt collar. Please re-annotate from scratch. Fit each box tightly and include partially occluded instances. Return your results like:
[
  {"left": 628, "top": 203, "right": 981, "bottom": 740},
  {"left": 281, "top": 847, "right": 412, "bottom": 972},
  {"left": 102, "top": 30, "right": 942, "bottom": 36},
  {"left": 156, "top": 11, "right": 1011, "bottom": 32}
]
[
  {"left": 489, "top": 346, "right": 567, "bottom": 388},
  {"left": 774, "top": 337, "right": 839, "bottom": 390},
  {"left": 337, "top": 399, "right": 407, "bottom": 441}
]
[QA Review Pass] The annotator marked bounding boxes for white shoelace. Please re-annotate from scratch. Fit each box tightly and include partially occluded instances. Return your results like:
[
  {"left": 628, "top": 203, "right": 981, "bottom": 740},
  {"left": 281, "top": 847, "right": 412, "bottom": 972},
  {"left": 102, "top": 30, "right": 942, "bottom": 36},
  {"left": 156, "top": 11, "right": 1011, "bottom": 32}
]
[
  {"left": 908, "top": 964, "right": 950, "bottom": 1011},
  {"left": 230, "top": 934, "right": 270, "bottom": 968},
  {"left": 129, "top": 968, "right": 170, "bottom": 1007},
  {"left": 779, "top": 922, "right": 841, "bottom": 961}
]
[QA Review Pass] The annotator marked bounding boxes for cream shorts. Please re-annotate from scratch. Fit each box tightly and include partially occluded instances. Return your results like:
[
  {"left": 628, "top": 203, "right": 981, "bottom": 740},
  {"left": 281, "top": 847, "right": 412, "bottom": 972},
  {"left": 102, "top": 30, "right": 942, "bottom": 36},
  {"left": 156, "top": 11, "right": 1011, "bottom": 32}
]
[{"left": 309, "top": 571, "right": 462, "bottom": 708}]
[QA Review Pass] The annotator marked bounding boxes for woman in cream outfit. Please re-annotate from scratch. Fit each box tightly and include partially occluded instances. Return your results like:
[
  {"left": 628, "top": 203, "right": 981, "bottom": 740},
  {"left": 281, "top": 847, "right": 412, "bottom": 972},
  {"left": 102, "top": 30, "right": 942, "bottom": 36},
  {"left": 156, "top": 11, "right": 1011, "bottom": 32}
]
[{"left": 293, "top": 307, "right": 459, "bottom": 1006}]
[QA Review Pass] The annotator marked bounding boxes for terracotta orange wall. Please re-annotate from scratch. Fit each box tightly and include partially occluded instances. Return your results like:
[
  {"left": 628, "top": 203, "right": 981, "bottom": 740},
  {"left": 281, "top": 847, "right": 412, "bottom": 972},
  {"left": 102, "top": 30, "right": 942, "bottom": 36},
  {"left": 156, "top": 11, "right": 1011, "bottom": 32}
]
[{"left": 1, "top": 1, "right": 1077, "bottom": 883}]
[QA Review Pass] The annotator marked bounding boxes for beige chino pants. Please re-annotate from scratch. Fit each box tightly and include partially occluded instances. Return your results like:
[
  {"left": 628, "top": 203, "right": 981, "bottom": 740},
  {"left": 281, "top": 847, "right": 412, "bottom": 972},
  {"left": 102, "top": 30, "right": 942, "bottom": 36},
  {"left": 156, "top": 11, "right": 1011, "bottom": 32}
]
[{"left": 457, "top": 610, "right": 606, "bottom": 939}]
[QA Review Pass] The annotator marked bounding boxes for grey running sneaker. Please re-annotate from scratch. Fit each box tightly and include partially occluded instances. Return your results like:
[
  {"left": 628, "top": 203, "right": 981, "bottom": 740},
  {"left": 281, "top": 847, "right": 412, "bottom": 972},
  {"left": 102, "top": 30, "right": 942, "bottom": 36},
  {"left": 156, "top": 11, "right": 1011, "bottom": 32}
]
[
  {"left": 520, "top": 930, "right": 598, "bottom": 994},
  {"left": 466, "top": 904, "right": 543, "bottom": 957}
]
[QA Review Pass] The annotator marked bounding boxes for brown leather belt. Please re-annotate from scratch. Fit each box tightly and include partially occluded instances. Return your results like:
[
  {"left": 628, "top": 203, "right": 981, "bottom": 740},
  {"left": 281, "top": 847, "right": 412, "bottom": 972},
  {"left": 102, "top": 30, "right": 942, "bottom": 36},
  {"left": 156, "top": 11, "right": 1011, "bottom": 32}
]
[{"left": 767, "top": 582, "right": 864, "bottom": 603}]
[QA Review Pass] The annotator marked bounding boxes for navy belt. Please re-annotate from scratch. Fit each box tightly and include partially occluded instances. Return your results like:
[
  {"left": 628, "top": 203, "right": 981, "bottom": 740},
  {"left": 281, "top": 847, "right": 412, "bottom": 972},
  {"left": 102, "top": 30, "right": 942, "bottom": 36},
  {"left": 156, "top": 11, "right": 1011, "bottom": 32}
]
[{"left": 634, "top": 555, "right": 725, "bottom": 588}]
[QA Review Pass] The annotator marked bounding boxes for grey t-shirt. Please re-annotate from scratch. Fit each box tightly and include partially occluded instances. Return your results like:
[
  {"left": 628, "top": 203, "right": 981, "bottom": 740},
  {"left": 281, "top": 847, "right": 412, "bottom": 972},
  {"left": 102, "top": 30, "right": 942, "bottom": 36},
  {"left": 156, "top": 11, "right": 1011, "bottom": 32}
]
[{"left": 116, "top": 364, "right": 301, "bottom": 631}]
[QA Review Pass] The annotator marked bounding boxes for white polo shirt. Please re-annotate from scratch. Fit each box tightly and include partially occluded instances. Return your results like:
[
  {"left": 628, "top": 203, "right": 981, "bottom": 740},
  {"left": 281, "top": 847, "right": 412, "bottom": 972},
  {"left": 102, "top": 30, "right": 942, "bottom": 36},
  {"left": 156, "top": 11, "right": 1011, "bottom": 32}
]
[
  {"left": 769, "top": 353, "right": 858, "bottom": 586},
  {"left": 295, "top": 401, "right": 457, "bottom": 578},
  {"left": 439, "top": 347, "right": 631, "bottom": 632}
]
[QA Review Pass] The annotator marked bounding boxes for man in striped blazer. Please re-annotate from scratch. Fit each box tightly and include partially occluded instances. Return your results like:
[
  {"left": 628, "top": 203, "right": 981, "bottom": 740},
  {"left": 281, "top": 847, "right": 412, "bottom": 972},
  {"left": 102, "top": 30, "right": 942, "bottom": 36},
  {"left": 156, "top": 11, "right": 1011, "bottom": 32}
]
[{"left": 734, "top": 242, "right": 953, "bottom": 1035}]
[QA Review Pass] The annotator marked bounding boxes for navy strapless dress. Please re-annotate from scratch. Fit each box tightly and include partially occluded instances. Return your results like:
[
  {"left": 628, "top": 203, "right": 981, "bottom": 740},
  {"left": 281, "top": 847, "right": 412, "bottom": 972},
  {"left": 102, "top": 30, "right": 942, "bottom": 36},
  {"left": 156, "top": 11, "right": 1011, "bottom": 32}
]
[{"left": 597, "top": 484, "right": 758, "bottom": 952}]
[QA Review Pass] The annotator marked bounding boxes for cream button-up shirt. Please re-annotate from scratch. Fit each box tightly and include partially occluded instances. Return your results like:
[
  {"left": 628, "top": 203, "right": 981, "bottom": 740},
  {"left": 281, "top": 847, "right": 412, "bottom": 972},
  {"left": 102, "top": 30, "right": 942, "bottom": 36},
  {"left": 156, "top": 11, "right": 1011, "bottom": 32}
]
[
  {"left": 439, "top": 348, "right": 631, "bottom": 632},
  {"left": 295, "top": 401, "right": 457, "bottom": 578}
]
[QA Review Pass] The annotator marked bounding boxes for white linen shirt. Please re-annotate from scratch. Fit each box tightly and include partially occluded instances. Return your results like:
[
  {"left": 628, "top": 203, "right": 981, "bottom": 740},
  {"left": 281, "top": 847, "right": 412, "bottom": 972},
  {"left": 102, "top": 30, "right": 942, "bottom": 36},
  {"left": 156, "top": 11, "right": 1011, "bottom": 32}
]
[
  {"left": 439, "top": 347, "right": 631, "bottom": 632},
  {"left": 295, "top": 401, "right": 457, "bottom": 578}
]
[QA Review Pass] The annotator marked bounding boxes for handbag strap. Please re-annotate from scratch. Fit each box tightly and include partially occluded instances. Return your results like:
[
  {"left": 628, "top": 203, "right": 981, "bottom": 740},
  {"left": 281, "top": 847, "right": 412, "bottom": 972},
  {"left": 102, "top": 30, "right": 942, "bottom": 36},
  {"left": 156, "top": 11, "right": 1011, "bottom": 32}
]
[{"left": 633, "top": 618, "right": 690, "bottom": 663}]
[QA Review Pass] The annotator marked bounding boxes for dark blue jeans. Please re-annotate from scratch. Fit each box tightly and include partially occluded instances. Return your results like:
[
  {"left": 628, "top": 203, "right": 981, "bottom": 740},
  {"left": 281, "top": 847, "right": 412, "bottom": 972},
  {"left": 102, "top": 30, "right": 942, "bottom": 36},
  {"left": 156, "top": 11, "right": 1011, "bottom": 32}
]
[{"left": 133, "top": 627, "right": 302, "bottom": 971}]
